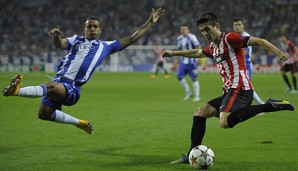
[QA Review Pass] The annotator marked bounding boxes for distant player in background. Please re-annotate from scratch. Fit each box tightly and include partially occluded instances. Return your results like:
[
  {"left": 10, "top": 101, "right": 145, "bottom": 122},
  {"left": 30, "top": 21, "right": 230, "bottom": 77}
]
[
  {"left": 177, "top": 24, "right": 201, "bottom": 102},
  {"left": 151, "top": 45, "right": 171, "bottom": 79},
  {"left": 2, "top": 8, "right": 165, "bottom": 135},
  {"left": 233, "top": 18, "right": 264, "bottom": 104},
  {"left": 279, "top": 34, "right": 297, "bottom": 93}
]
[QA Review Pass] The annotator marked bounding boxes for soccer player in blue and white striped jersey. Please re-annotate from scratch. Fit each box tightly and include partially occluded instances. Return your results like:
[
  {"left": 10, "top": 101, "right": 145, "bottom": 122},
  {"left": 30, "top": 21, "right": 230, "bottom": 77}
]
[
  {"left": 177, "top": 24, "right": 201, "bottom": 102},
  {"left": 233, "top": 18, "right": 264, "bottom": 104},
  {"left": 2, "top": 8, "right": 165, "bottom": 135}
]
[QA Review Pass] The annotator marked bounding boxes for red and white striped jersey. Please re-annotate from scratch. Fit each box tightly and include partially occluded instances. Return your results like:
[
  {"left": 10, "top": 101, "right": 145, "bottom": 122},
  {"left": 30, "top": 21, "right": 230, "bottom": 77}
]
[
  {"left": 202, "top": 32, "right": 254, "bottom": 92},
  {"left": 280, "top": 40, "right": 296, "bottom": 64}
]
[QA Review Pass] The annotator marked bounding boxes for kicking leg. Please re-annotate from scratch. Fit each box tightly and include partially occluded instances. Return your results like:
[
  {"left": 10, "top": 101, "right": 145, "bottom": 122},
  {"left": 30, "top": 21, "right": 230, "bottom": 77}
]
[{"left": 226, "top": 98, "right": 294, "bottom": 128}]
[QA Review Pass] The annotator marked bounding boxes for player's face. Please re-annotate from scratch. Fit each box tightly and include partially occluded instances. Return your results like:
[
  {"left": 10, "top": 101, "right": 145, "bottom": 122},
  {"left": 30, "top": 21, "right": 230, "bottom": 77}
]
[
  {"left": 279, "top": 35, "right": 287, "bottom": 43},
  {"left": 198, "top": 22, "right": 220, "bottom": 42},
  {"left": 180, "top": 26, "right": 190, "bottom": 36},
  {"left": 84, "top": 19, "right": 102, "bottom": 40},
  {"left": 233, "top": 21, "right": 244, "bottom": 34}
]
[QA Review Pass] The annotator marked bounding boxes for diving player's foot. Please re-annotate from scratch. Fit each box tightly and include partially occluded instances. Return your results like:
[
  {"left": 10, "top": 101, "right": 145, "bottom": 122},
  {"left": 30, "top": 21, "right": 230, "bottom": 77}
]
[
  {"left": 266, "top": 98, "right": 294, "bottom": 111},
  {"left": 183, "top": 92, "right": 193, "bottom": 101},
  {"left": 2, "top": 74, "right": 23, "bottom": 96},
  {"left": 77, "top": 120, "right": 93, "bottom": 134},
  {"left": 170, "top": 154, "right": 189, "bottom": 164}
]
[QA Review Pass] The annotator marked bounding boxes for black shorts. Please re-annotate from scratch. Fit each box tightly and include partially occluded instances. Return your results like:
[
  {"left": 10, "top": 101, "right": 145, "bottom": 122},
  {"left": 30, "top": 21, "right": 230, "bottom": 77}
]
[
  {"left": 281, "top": 63, "right": 296, "bottom": 73},
  {"left": 208, "top": 88, "right": 253, "bottom": 115},
  {"left": 157, "top": 61, "right": 164, "bottom": 67}
]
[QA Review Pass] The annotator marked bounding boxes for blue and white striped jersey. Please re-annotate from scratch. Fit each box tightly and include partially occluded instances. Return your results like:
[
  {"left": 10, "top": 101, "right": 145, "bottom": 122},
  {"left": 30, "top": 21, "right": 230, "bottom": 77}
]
[
  {"left": 54, "top": 35, "right": 121, "bottom": 85},
  {"left": 242, "top": 31, "right": 253, "bottom": 79},
  {"left": 177, "top": 33, "right": 200, "bottom": 64}
]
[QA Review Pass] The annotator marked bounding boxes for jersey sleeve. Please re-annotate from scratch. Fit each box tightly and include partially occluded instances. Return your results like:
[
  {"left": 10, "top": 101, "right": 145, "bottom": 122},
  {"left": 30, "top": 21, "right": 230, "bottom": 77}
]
[
  {"left": 226, "top": 32, "right": 250, "bottom": 49},
  {"left": 104, "top": 40, "right": 122, "bottom": 53},
  {"left": 190, "top": 34, "right": 200, "bottom": 47},
  {"left": 65, "top": 35, "right": 78, "bottom": 51},
  {"left": 202, "top": 45, "right": 213, "bottom": 58}
]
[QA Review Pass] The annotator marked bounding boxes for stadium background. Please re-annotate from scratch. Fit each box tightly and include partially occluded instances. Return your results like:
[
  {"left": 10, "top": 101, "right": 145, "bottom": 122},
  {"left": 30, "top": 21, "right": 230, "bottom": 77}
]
[
  {"left": 1, "top": 1, "right": 298, "bottom": 170},
  {"left": 0, "top": 0, "right": 297, "bottom": 72}
]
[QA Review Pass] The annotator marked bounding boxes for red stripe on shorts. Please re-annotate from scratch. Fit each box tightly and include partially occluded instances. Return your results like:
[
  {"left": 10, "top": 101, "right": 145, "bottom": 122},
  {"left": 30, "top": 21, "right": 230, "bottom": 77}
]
[{"left": 224, "top": 88, "right": 240, "bottom": 112}]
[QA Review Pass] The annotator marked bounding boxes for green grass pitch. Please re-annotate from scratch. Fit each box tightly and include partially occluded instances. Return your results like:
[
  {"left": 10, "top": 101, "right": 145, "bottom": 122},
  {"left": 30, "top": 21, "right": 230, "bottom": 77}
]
[{"left": 0, "top": 72, "right": 297, "bottom": 171}]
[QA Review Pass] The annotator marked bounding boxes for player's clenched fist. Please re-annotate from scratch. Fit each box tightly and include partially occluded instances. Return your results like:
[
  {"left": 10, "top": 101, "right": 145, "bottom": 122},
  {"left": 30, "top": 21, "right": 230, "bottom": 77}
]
[{"left": 48, "top": 28, "right": 62, "bottom": 36}]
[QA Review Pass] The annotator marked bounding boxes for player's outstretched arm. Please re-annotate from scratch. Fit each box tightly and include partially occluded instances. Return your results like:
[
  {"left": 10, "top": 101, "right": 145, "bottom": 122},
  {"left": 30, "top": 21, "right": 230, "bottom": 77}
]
[
  {"left": 162, "top": 49, "right": 204, "bottom": 58},
  {"left": 48, "top": 28, "right": 67, "bottom": 49},
  {"left": 248, "top": 37, "right": 288, "bottom": 62},
  {"left": 119, "top": 8, "right": 165, "bottom": 49}
]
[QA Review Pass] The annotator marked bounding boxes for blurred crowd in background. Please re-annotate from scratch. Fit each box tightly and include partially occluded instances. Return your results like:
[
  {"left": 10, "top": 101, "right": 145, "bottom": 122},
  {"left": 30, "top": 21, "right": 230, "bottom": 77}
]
[{"left": 0, "top": 0, "right": 297, "bottom": 66}]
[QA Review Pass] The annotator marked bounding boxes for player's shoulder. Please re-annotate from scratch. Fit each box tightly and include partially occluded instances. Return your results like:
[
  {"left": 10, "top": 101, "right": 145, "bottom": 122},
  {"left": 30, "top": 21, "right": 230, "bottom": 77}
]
[
  {"left": 101, "top": 40, "right": 119, "bottom": 45},
  {"left": 188, "top": 33, "right": 197, "bottom": 38},
  {"left": 242, "top": 31, "right": 250, "bottom": 36},
  {"left": 177, "top": 35, "right": 183, "bottom": 39},
  {"left": 67, "top": 35, "right": 84, "bottom": 45},
  {"left": 225, "top": 32, "right": 244, "bottom": 40}
]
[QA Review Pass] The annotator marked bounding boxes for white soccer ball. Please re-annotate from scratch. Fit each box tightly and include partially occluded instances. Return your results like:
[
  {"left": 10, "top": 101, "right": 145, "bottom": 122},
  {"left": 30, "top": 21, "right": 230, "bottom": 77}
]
[{"left": 189, "top": 145, "right": 215, "bottom": 170}]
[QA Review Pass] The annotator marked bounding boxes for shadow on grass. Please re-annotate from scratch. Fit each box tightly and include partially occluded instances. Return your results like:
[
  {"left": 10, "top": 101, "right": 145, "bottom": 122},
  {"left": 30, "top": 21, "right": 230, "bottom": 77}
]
[{"left": 87, "top": 146, "right": 192, "bottom": 170}]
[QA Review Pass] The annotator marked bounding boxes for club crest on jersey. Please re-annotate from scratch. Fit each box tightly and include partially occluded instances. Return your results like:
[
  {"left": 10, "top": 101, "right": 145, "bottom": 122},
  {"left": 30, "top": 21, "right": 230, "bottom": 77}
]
[{"left": 215, "top": 54, "right": 225, "bottom": 63}]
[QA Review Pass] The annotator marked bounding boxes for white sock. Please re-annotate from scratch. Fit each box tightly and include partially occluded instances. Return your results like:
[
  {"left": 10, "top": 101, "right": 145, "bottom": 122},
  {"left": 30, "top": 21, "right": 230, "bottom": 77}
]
[
  {"left": 253, "top": 91, "right": 264, "bottom": 104},
  {"left": 192, "top": 80, "right": 200, "bottom": 97},
  {"left": 17, "top": 85, "right": 47, "bottom": 97},
  {"left": 51, "top": 110, "right": 79, "bottom": 125},
  {"left": 179, "top": 78, "right": 190, "bottom": 93}
]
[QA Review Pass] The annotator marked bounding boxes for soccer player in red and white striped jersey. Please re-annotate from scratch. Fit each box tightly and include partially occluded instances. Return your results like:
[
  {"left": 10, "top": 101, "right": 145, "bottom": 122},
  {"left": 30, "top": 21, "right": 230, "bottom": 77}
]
[
  {"left": 279, "top": 34, "right": 297, "bottom": 93},
  {"left": 162, "top": 12, "right": 294, "bottom": 164}
]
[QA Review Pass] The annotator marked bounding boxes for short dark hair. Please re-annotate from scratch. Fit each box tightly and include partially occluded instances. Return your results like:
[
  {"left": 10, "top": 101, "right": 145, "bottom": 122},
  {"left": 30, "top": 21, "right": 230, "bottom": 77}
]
[
  {"left": 86, "top": 16, "right": 102, "bottom": 27},
  {"left": 180, "top": 24, "right": 189, "bottom": 28},
  {"left": 196, "top": 12, "right": 219, "bottom": 26},
  {"left": 233, "top": 17, "right": 244, "bottom": 24}
]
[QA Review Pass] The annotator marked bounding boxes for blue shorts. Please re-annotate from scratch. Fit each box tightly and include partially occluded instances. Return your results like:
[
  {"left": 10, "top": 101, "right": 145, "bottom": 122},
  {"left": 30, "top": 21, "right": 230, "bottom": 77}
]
[
  {"left": 177, "top": 63, "right": 198, "bottom": 81},
  {"left": 41, "top": 77, "right": 81, "bottom": 110},
  {"left": 246, "top": 62, "right": 252, "bottom": 80}
]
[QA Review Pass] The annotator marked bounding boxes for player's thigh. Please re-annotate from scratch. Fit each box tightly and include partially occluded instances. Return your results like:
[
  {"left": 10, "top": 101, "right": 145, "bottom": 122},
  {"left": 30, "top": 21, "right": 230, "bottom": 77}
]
[
  {"left": 194, "top": 95, "right": 224, "bottom": 118},
  {"left": 176, "top": 64, "right": 187, "bottom": 79},
  {"left": 45, "top": 82, "right": 67, "bottom": 101},
  {"left": 290, "top": 63, "right": 296, "bottom": 74},
  {"left": 188, "top": 65, "right": 198, "bottom": 81},
  {"left": 219, "top": 111, "right": 230, "bottom": 128},
  {"left": 194, "top": 103, "right": 218, "bottom": 118}
]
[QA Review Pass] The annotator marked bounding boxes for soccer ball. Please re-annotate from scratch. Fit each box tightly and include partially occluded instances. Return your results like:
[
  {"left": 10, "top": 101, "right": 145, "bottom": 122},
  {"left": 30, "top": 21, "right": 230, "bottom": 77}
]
[{"left": 189, "top": 145, "right": 215, "bottom": 170}]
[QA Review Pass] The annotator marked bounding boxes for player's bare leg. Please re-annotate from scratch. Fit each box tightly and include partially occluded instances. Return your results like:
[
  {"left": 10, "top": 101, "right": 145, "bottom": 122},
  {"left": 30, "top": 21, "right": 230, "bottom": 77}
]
[{"left": 38, "top": 102, "right": 93, "bottom": 135}]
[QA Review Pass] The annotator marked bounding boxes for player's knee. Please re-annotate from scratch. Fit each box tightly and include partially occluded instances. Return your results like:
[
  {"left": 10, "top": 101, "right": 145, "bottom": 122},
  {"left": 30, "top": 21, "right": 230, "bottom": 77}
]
[
  {"left": 38, "top": 112, "right": 52, "bottom": 121},
  {"left": 45, "top": 82, "right": 57, "bottom": 93},
  {"left": 38, "top": 111, "right": 52, "bottom": 121},
  {"left": 219, "top": 120, "right": 229, "bottom": 129},
  {"left": 194, "top": 108, "right": 201, "bottom": 116},
  {"left": 194, "top": 104, "right": 209, "bottom": 118}
]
